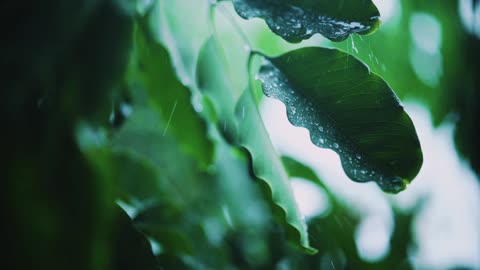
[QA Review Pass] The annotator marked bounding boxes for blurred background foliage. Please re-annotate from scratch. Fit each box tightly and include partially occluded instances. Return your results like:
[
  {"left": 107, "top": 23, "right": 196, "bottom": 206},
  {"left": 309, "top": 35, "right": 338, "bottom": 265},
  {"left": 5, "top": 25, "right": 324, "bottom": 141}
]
[{"left": 1, "top": 0, "right": 479, "bottom": 270}]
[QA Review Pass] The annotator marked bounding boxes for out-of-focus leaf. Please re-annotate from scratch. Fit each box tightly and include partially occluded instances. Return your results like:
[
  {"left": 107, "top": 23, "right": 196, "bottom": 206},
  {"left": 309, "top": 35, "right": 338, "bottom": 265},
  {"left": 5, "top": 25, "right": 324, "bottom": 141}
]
[
  {"left": 134, "top": 204, "right": 194, "bottom": 255},
  {"left": 257, "top": 47, "right": 423, "bottom": 193},
  {"left": 196, "top": 38, "right": 240, "bottom": 142},
  {"left": 110, "top": 206, "right": 160, "bottom": 270},
  {"left": 111, "top": 152, "right": 160, "bottom": 203},
  {"left": 156, "top": 0, "right": 211, "bottom": 80},
  {"left": 230, "top": 0, "right": 380, "bottom": 42},
  {"left": 111, "top": 107, "right": 203, "bottom": 207},
  {"left": 132, "top": 19, "right": 214, "bottom": 169},
  {"left": 276, "top": 158, "right": 362, "bottom": 268},
  {"left": 452, "top": 35, "right": 480, "bottom": 178},
  {"left": 281, "top": 156, "right": 327, "bottom": 190},
  {"left": 2, "top": 1, "right": 134, "bottom": 270},
  {"left": 197, "top": 37, "right": 316, "bottom": 254},
  {"left": 281, "top": 158, "right": 416, "bottom": 269},
  {"left": 110, "top": 106, "right": 207, "bottom": 258}
]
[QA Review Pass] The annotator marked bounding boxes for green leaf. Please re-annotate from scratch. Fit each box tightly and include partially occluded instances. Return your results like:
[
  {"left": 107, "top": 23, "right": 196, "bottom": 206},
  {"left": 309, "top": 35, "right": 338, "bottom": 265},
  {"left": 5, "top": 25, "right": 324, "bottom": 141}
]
[
  {"left": 132, "top": 18, "right": 214, "bottom": 169},
  {"left": 231, "top": 0, "right": 380, "bottom": 42},
  {"left": 256, "top": 47, "right": 423, "bottom": 193},
  {"left": 197, "top": 37, "right": 316, "bottom": 254},
  {"left": 110, "top": 206, "right": 160, "bottom": 270},
  {"left": 110, "top": 107, "right": 206, "bottom": 256},
  {"left": 133, "top": 204, "right": 194, "bottom": 255},
  {"left": 235, "top": 90, "right": 316, "bottom": 254},
  {"left": 281, "top": 156, "right": 327, "bottom": 190},
  {"left": 280, "top": 155, "right": 350, "bottom": 216}
]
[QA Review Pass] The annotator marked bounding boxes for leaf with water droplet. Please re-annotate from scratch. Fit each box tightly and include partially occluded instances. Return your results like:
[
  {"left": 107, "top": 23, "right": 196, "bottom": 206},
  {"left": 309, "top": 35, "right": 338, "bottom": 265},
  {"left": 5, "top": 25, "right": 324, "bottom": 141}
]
[
  {"left": 255, "top": 47, "right": 423, "bottom": 193},
  {"left": 231, "top": 0, "right": 381, "bottom": 42}
]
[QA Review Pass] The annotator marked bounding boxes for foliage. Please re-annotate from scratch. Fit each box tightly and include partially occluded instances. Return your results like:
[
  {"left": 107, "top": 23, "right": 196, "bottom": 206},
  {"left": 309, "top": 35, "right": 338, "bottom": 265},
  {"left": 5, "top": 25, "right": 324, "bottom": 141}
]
[{"left": 3, "top": 0, "right": 477, "bottom": 269}]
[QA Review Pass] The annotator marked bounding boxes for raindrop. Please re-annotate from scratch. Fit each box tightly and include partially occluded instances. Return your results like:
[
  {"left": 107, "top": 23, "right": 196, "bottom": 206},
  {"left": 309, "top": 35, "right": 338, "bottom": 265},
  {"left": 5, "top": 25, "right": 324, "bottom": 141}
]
[
  {"left": 333, "top": 143, "right": 339, "bottom": 148},
  {"left": 120, "top": 102, "right": 133, "bottom": 117},
  {"left": 318, "top": 126, "right": 324, "bottom": 132},
  {"left": 351, "top": 36, "right": 359, "bottom": 53},
  {"left": 163, "top": 100, "right": 178, "bottom": 136}
]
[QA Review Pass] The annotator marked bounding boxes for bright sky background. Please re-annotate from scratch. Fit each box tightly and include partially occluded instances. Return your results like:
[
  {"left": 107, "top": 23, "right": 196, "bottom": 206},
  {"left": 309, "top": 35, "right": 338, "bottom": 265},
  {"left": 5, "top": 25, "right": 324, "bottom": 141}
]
[{"left": 261, "top": 98, "right": 480, "bottom": 270}]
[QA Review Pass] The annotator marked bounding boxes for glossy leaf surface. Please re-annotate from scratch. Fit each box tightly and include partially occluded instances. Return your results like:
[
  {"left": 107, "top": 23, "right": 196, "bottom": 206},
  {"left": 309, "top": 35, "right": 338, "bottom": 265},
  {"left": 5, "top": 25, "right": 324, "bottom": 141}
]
[
  {"left": 231, "top": 0, "right": 380, "bottom": 42},
  {"left": 257, "top": 47, "right": 423, "bottom": 193}
]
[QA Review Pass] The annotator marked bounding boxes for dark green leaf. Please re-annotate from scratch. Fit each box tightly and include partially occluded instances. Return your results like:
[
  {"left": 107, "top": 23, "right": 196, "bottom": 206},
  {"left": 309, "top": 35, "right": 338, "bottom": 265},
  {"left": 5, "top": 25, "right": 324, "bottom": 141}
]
[
  {"left": 134, "top": 204, "right": 194, "bottom": 255},
  {"left": 231, "top": 0, "right": 380, "bottom": 42},
  {"left": 257, "top": 47, "right": 423, "bottom": 193},
  {"left": 110, "top": 206, "right": 160, "bottom": 270}
]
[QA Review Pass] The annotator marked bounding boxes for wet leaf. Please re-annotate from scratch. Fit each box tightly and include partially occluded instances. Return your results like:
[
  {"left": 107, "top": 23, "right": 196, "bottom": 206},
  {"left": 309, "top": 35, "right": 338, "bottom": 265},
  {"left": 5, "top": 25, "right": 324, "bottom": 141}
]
[
  {"left": 132, "top": 18, "right": 214, "bottom": 169},
  {"left": 197, "top": 37, "right": 316, "bottom": 254},
  {"left": 257, "top": 47, "right": 423, "bottom": 193},
  {"left": 231, "top": 0, "right": 380, "bottom": 42}
]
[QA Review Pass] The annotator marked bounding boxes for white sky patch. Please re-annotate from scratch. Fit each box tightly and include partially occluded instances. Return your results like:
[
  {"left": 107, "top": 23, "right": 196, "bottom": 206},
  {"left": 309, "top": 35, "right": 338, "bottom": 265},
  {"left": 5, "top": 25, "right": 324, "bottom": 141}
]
[
  {"left": 372, "top": 0, "right": 402, "bottom": 26},
  {"left": 291, "top": 178, "right": 330, "bottom": 219},
  {"left": 409, "top": 46, "right": 443, "bottom": 88},
  {"left": 260, "top": 98, "right": 480, "bottom": 269},
  {"left": 410, "top": 13, "right": 442, "bottom": 55},
  {"left": 355, "top": 214, "right": 392, "bottom": 262},
  {"left": 409, "top": 13, "right": 443, "bottom": 88}
]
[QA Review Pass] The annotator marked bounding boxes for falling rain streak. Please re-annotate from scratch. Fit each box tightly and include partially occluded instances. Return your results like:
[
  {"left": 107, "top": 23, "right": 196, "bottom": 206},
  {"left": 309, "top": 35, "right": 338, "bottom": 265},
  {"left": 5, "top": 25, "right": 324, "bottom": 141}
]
[{"left": 163, "top": 99, "right": 178, "bottom": 136}]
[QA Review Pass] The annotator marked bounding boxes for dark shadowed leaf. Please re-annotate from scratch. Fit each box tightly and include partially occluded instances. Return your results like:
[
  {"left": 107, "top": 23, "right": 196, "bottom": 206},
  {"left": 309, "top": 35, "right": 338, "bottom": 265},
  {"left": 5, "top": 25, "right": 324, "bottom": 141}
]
[
  {"left": 110, "top": 206, "right": 160, "bottom": 270},
  {"left": 256, "top": 47, "right": 422, "bottom": 193},
  {"left": 231, "top": 0, "right": 380, "bottom": 42}
]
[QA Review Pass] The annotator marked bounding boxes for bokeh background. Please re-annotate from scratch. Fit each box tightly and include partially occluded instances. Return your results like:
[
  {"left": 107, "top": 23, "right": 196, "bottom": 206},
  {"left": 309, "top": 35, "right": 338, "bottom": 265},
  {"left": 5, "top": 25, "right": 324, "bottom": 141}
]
[{"left": 3, "top": 0, "right": 479, "bottom": 269}]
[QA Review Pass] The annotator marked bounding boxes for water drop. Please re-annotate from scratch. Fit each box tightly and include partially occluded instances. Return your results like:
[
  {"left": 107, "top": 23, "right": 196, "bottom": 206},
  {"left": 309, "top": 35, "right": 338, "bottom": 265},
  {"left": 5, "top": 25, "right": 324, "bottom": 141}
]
[
  {"left": 120, "top": 102, "right": 133, "bottom": 117},
  {"left": 318, "top": 126, "right": 324, "bottom": 132},
  {"left": 319, "top": 138, "right": 325, "bottom": 144},
  {"left": 333, "top": 143, "right": 339, "bottom": 148},
  {"left": 351, "top": 36, "right": 359, "bottom": 53}
]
